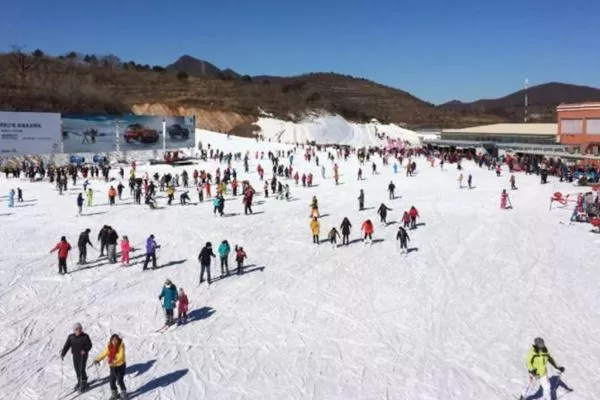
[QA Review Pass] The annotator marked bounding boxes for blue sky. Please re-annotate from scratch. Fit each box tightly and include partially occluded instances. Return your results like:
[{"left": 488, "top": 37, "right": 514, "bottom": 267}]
[{"left": 1, "top": 0, "right": 599, "bottom": 104}]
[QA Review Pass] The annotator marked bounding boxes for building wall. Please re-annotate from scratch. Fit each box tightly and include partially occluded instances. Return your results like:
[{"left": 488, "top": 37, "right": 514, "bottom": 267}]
[
  {"left": 441, "top": 132, "right": 556, "bottom": 145},
  {"left": 558, "top": 107, "right": 600, "bottom": 148}
]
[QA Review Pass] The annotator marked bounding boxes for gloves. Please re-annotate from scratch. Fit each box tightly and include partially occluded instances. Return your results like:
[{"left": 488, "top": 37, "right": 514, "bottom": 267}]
[
  {"left": 528, "top": 369, "right": 537, "bottom": 377},
  {"left": 93, "top": 360, "right": 99, "bottom": 366},
  {"left": 557, "top": 366, "right": 565, "bottom": 373}
]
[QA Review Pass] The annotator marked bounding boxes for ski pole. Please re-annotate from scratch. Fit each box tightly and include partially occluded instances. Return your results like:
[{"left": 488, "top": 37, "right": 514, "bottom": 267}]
[{"left": 95, "top": 363, "right": 106, "bottom": 399}]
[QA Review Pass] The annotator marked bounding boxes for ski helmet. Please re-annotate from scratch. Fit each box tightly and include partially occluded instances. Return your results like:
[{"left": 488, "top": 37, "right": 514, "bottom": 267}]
[{"left": 534, "top": 337, "right": 545, "bottom": 348}]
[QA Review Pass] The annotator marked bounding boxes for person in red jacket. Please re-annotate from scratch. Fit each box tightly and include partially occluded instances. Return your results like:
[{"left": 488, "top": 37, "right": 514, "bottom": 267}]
[
  {"left": 51, "top": 236, "right": 72, "bottom": 275},
  {"left": 177, "top": 288, "right": 189, "bottom": 325},
  {"left": 361, "top": 219, "right": 374, "bottom": 243},
  {"left": 409, "top": 206, "right": 420, "bottom": 230}
]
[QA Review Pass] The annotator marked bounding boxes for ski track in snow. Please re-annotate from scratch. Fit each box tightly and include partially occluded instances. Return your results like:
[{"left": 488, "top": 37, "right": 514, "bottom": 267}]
[{"left": 1, "top": 131, "right": 599, "bottom": 399}]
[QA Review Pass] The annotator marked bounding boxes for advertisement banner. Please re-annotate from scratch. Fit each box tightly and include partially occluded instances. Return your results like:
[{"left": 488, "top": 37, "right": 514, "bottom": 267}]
[
  {"left": 62, "top": 114, "right": 196, "bottom": 153},
  {"left": 0, "top": 112, "right": 61, "bottom": 155}
]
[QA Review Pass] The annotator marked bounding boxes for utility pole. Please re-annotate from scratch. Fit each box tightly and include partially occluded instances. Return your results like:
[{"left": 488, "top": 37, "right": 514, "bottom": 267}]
[{"left": 524, "top": 78, "right": 529, "bottom": 123}]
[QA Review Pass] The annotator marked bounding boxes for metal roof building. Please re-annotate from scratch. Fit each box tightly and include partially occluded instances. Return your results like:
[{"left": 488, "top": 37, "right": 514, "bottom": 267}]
[{"left": 441, "top": 123, "right": 558, "bottom": 145}]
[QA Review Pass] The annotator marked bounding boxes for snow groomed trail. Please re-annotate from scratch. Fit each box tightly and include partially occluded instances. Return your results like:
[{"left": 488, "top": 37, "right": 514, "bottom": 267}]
[{"left": 0, "top": 132, "right": 598, "bottom": 400}]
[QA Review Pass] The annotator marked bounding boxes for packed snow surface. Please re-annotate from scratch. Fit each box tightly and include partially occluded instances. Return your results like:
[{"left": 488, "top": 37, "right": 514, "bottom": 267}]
[
  {"left": 0, "top": 131, "right": 599, "bottom": 400},
  {"left": 256, "top": 114, "right": 421, "bottom": 146}
]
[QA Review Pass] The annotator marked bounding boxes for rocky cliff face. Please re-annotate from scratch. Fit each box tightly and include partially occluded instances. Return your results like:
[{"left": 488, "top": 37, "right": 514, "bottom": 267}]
[{"left": 131, "top": 103, "right": 256, "bottom": 133}]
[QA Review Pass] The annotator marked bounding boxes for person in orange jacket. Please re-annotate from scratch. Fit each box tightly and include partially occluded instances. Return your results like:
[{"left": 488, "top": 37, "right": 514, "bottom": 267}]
[
  {"left": 361, "top": 219, "right": 374, "bottom": 243},
  {"left": 51, "top": 236, "right": 72, "bottom": 274},
  {"left": 108, "top": 186, "right": 117, "bottom": 206}
]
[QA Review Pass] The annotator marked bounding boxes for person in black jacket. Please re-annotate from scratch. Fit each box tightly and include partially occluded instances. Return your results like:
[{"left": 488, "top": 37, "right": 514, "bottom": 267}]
[
  {"left": 388, "top": 181, "right": 396, "bottom": 200},
  {"left": 377, "top": 203, "right": 392, "bottom": 224},
  {"left": 396, "top": 226, "right": 410, "bottom": 253},
  {"left": 106, "top": 226, "right": 119, "bottom": 264},
  {"left": 198, "top": 242, "right": 216, "bottom": 285},
  {"left": 77, "top": 229, "right": 94, "bottom": 264},
  {"left": 340, "top": 217, "right": 352, "bottom": 245},
  {"left": 97, "top": 225, "right": 109, "bottom": 257},
  {"left": 60, "top": 322, "right": 93, "bottom": 393}
]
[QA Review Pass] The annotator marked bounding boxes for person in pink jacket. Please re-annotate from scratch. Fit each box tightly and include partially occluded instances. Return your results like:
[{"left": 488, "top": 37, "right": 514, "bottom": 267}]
[{"left": 120, "top": 236, "right": 131, "bottom": 266}]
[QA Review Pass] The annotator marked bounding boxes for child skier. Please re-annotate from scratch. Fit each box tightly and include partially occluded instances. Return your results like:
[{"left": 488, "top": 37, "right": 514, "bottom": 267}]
[
  {"left": 234, "top": 245, "right": 247, "bottom": 275},
  {"left": 177, "top": 288, "right": 189, "bottom": 325},
  {"left": 120, "top": 235, "right": 131, "bottom": 266},
  {"left": 501, "top": 189, "right": 510, "bottom": 209},
  {"left": 361, "top": 219, "right": 374, "bottom": 244},
  {"left": 409, "top": 206, "right": 420, "bottom": 229},
  {"left": 519, "top": 337, "right": 568, "bottom": 400},
  {"left": 328, "top": 227, "right": 341, "bottom": 248},
  {"left": 402, "top": 211, "right": 410, "bottom": 228}
]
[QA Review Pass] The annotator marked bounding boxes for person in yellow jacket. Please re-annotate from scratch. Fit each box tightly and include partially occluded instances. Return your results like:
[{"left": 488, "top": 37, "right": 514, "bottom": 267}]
[
  {"left": 519, "top": 337, "right": 568, "bottom": 400},
  {"left": 166, "top": 185, "right": 175, "bottom": 206},
  {"left": 310, "top": 217, "right": 320, "bottom": 244},
  {"left": 94, "top": 334, "right": 127, "bottom": 400}
]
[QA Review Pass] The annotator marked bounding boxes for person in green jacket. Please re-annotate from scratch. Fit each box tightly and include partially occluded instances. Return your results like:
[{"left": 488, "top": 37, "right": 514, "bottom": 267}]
[
  {"left": 520, "top": 337, "right": 568, "bottom": 400},
  {"left": 86, "top": 188, "right": 94, "bottom": 207}
]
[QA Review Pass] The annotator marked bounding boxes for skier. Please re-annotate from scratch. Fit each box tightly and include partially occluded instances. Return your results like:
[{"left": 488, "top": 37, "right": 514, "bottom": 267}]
[
  {"left": 50, "top": 236, "right": 72, "bottom": 275},
  {"left": 234, "top": 245, "right": 247, "bottom": 275},
  {"left": 77, "top": 228, "right": 93, "bottom": 264},
  {"left": 321, "top": 165, "right": 326, "bottom": 179},
  {"left": 340, "top": 217, "right": 352, "bottom": 245},
  {"left": 177, "top": 288, "right": 189, "bottom": 325},
  {"left": 310, "top": 217, "right": 320, "bottom": 244},
  {"left": 310, "top": 196, "right": 320, "bottom": 218},
  {"left": 467, "top": 174, "right": 473, "bottom": 189},
  {"left": 510, "top": 174, "right": 517, "bottom": 190},
  {"left": 17, "top": 187, "right": 23, "bottom": 202},
  {"left": 98, "top": 225, "right": 109, "bottom": 257},
  {"left": 218, "top": 240, "right": 231, "bottom": 277},
  {"left": 396, "top": 226, "right": 410, "bottom": 254},
  {"left": 60, "top": 322, "right": 92, "bottom": 393},
  {"left": 458, "top": 173, "right": 464, "bottom": 188},
  {"left": 158, "top": 279, "right": 178, "bottom": 326},
  {"left": 388, "top": 181, "right": 396, "bottom": 200},
  {"left": 166, "top": 185, "right": 175, "bottom": 206},
  {"left": 93, "top": 334, "right": 127, "bottom": 400},
  {"left": 402, "top": 211, "right": 410, "bottom": 228},
  {"left": 361, "top": 219, "right": 374, "bottom": 244},
  {"left": 501, "top": 189, "right": 510, "bottom": 209},
  {"left": 143, "top": 234, "right": 159, "bottom": 270},
  {"left": 243, "top": 189, "right": 254, "bottom": 215},
  {"left": 377, "top": 203, "right": 392, "bottom": 224},
  {"left": 327, "top": 227, "right": 341, "bottom": 248},
  {"left": 76, "top": 193, "right": 84, "bottom": 215},
  {"left": 408, "top": 206, "right": 419, "bottom": 229},
  {"left": 8, "top": 189, "right": 14, "bottom": 208},
  {"left": 116, "top": 182, "right": 124, "bottom": 200},
  {"left": 358, "top": 189, "right": 365, "bottom": 211},
  {"left": 519, "top": 337, "right": 568, "bottom": 400},
  {"left": 198, "top": 242, "right": 216, "bottom": 285},
  {"left": 86, "top": 188, "right": 93, "bottom": 207},
  {"left": 108, "top": 186, "right": 116, "bottom": 206},
  {"left": 180, "top": 191, "right": 191, "bottom": 205},
  {"left": 120, "top": 235, "right": 131, "bottom": 266},
  {"left": 106, "top": 226, "right": 119, "bottom": 264}
]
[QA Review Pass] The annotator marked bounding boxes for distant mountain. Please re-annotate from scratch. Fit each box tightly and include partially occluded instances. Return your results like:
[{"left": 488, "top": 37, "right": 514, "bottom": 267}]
[
  {"left": 165, "top": 55, "right": 230, "bottom": 78},
  {"left": 439, "top": 82, "right": 600, "bottom": 122}
]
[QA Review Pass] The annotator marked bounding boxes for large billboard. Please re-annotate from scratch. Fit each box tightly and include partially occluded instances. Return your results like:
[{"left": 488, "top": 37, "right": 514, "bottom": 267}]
[
  {"left": 62, "top": 114, "right": 196, "bottom": 153},
  {"left": 0, "top": 112, "right": 61, "bottom": 155}
]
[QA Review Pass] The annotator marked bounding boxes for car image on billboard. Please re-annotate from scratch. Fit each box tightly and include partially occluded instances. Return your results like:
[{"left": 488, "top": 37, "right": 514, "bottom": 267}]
[{"left": 62, "top": 114, "right": 195, "bottom": 153}]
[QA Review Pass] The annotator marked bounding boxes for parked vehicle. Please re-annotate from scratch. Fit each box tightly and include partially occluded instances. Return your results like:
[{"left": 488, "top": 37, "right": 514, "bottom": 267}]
[
  {"left": 124, "top": 124, "right": 159, "bottom": 144},
  {"left": 167, "top": 124, "right": 190, "bottom": 140}
]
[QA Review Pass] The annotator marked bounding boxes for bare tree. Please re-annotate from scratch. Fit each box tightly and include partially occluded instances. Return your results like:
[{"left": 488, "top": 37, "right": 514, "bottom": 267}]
[{"left": 8, "top": 45, "right": 37, "bottom": 83}]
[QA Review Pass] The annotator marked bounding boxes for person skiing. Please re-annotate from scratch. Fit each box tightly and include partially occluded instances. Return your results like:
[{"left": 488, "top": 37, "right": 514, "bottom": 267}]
[
  {"left": 116, "top": 182, "right": 124, "bottom": 200},
  {"left": 17, "top": 187, "right": 23, "bottom": 202},
  {"left": 93, "top": 334, "right": 127, "bottom": 400},
  {"left": 60, "top": 322, "right": 92, "bottom": 393},
  {"left": 77, "top": 229, "right": 93, "bottom": 264},
  {"left": 408, "top": 206, "right": 419, "bottom": 229},
  {"left": 519, "top": 337, "right": 568, "bottom": 400},
  {"left": 458, "top": 173, "right": 464, "bottom": 188},
  {"left": 158, "top": 279, "right": 178, "bottom": 326},
  {"left": 198, "top": 242, "right": 216, "bottom": 285},
  {"left": 310, "top": 217, "right": 320, "bottom": 244},
  {"left": 361, "top": 219, "right": 374, "bottom": 244},
  {"left": 510, "top": 174, "right": 517, "bottom": 190},
  {"left": 328, "top": 227, "right": 341, "bottom": 248},
  {"left": 86, "top": 188, "right": 93, "bottom": 207},
  {"left": 50, "top": 236, "right": 72, "bottom": 275},
  {"left": 310, "top": 196, "right": 320, "bottom": 218},
  {"left": 218, "top": 240, "right": 231, "bottom": 277},
  {"left": 402, "top": 211, "right": 410, "bottom": 228},
  {"left": 358, "top": 189, "right": 365, "bottom": 211},
  {"left": 340, "top": 217, "right": 352, "bottom": 245},
  {"left": 377, "top": 203, "right": 392, "bottom": 224},
  {"left": 396, "top": 226, "right": 410, "bottom": 254},
  {"left": 120, "top": 235, "right": 131, "bottom": 266},
  {"left": 177, "top": 288, "right": 189, "bottom": 325},
  {"left": 467, "top": 174, "right": 473, "bottom": 189},
  {"left": 501, "top": 189, "right": 510, "bottom": 209},
  {"left": 98, "top": 225, "right": 109, "bottom": 257},
  {"left": 388, "top": 181, "right": 396, "bottom": 200},
  {"left": 108, "top": 186, "right": 117, "bottom": 206},
  {"left": 8, "top": 189, "right": 14, "bottom": 208},
  {"left": 106, "top": 226, "right": 119, "bottom": 264},
  {"left": 143, "top": 234, "right": 159, "bottom": 270},
  {"left": 180, "top": 191, "right": 191, "bottom": 205},
  {"left": 234, "top": 245, "right": 247, "bottom": 275},
  {"left": 76, "top": 193, "right": 84, "bottom": 215}
]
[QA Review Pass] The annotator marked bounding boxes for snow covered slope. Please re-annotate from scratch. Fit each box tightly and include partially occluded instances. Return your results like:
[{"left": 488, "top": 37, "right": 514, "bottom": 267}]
[
  {"left": 0, "top": 131, "right": 598, "bottom": 400},
  {"left": 256, "top": 114, "right": 421, "bottom": 146}
]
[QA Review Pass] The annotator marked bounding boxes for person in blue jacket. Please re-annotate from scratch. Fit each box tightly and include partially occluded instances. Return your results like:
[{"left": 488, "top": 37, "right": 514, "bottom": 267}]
[
  {"left": 158, "top": 279, "right": 178, "bottom": 326},
  {"left": 143, "top": 234, "right": 160, "bottom": 271},
  {"left": 77, "top": 193, "right": 84, "bottom": 215},
  {"left": 8, "top": 189, "right": 15, "bottom": 208},
  {"left": 218, "top": 240, "right": 231, "bottom": 277}
]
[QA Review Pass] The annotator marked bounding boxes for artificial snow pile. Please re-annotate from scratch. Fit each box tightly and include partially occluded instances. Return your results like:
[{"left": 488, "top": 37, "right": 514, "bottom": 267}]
[
  {"left": 256, "top": 114, "right": 421, "bottom": 146},
  {"left": 0, "top": 130, "right": 599, "bottom": 400}
]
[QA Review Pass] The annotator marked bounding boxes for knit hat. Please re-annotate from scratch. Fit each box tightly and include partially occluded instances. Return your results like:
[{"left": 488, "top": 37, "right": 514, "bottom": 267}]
[
  {"left": 73, "top": 322, "right": 82, "bottom": 330},
  {"left": 534, "top": 337, "right": 545, "bottom": 348}
]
